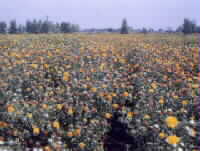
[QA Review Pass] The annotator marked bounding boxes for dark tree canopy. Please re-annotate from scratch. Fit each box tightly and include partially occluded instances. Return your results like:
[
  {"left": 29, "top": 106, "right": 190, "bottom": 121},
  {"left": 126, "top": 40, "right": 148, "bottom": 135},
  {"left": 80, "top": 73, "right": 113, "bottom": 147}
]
[
  {"left": 120, "top": 18, "right": 129, "bottom": 34},
  {"left": 9, "top": 20, "right": 17, "bottom": 34},
  {"left": 0, "top": 21, "right": 7, "bottom": 34},
  {"left": 182, "top": 18, "right": 196, "bottom": 34}
]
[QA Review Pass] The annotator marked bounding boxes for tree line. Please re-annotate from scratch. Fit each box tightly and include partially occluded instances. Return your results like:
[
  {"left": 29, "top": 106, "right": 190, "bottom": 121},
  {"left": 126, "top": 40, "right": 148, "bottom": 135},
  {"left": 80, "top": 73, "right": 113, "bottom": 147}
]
[
  {"left": 119, "top": 18, "right": 200, "bottom": 34},
  {"left": 0, "top": 19, "right": 80, "bottom": 34},
  {"left": 0, "top": 18, "right": 199, "bottom": 34}
]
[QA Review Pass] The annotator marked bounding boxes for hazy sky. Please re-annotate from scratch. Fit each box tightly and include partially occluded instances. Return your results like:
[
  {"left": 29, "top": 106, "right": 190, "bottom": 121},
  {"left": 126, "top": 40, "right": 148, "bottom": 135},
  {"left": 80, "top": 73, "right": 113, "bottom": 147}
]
[{"left": 0, "top": 0, "right": 199, "bottom": 29}]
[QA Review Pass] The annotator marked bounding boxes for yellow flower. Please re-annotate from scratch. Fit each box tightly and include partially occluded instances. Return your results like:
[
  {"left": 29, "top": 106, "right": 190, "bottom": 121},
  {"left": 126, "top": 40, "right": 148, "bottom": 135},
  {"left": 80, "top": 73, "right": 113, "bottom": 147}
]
[
  {"left": 148, "top": 89, "right": 154, "bottom": 93},
  {"left": 106, "top": 94, "right": 113, "bottom": 101},
  {"left": 52, "top": 121, "right": 60, "bottom": 129},
  {"left": 56, "top": 104, "right": 63, "bottom": 110},
  {"left": 83, "top": 106, "right": 89, "bottom": 112},
  {"left": 79, "top": 142, "right": 86, "bottom": 149},
  {"left": 173, "top": 95, "right": 179, "bottom": 99},
  {"left": 105, "top": 113, "right": 112, "bottom": 119},
  {"left": 182, "top": 100, "right": 188, "bottom": 105},
  {"left": 7, "top": 105, "right": 15, "bottom": 113},
  {"left": 101, "top": 84, "right": 107, "bottom": 88},
  {"left": 100, "top": 63, "right": 105, "bottom": 71},
  {"left": 112, "top": 104, "right": 119, "bottom": 109},
  {"left": 165, "top": 116, "right": 179, "bottom": 128},
  {"left": 68, "top": 107, "right": 74, "bottom": 115},
  {"left": 73, "top": 128, "right": 81, "bottom": 136},
  {"left": 159, "top": 98, "right": 165, "bottom": 104},
  {"left": 44, "top": 64, "right": 49, "bottom": 68},
  {"left": 42, "top": 104, "right": 48, "bottom": 109},
  {"left": 33, "top": 127, "right": 40, "bottom": 135},
  {"left": 63, "top": 72, "right": 70, "bottom": 81},
  {"left": 166, "top": 135, "right": 181, "bottom": 145},
  {"left": 144, "top": 114, "right": 151, "bottom": 119},
  {"left": 127, "top": 112, "right": 134, "bottom": 118},
  {"left": 91, "top": 87, "right": 97, "bottom": 93},
  {"left": 31, "top": 64, "right": 38, "bottom": 69},
  {"left": 159, "top": 132, "right": 167, "bottom": 139},
  {"left": 44, "top": 146, "right": 52, "bottom": 151},
  {"left": 55, "top": 48, "right": 61, "bottom": 53},
  {"left": 111, "top": 92, "right": 117, "bottom": 97},
  {"left": 27, "top": 113, "right": 33, "bottom": 118},
  {"left": 151, "top": 83, "right": 157, "bottom": 89}
]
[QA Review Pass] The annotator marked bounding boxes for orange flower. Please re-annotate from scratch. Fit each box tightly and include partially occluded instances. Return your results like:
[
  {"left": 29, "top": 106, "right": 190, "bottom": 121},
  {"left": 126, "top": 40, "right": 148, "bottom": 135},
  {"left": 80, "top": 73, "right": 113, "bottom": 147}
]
[
  {"left": 67, "top": 107, "right": 74, "bottom": 115},
  {"left": 159, "top": 98, "right": 165, "bottom": 104},
  {"left": 7, "top": 105, "right": 15, "bottom": 113},
  {"left": 198, "top": 72, "right": 200, "bottom": 80},
  {"left": 63, "top": 72, "right": 70, "bottom": 81},
  {"left": 91, "top": 87, "right": 97, "bottom": 93},
  {"left": 105, "top": 113, "right": 112, "bottom": 119},
  {"left": 112, "top": 104, "right": 119, "bottom": 109},
  {"left": 33, "top": 127, "right": 40, "bottom": 135},
  {"left": 42, "top": 104, "right": 48, "bottom": 109},
  {"left": 52, "top": 121, "right": 60, "bottom": 129},
  {"left": 165, "top": 116, "right": 179, "bottom": 128},
  {"left": 67, "top": 132, "right": 73, "bottom": 137},
  {"left": 127, "top": 112, "right": 134, "bottom": 118},
  {"left": 44, "top": 146, "right": 52, "bottom": 151},
  {"left": 0, "top": 121, "right": 8, "bottom": 128},
  {"left": 73, "top": 128, "right": 81, "bottom": 136},
  {"left": 123, "top": 92, "right": 129, "bottom": 97},
  {"left": 106, "top": 94, "right": 113, "bottom": 101},
  {"left": 166, "top": 135, "right": 181, "bottom": 145},
  {"left": 79, "top": 142, "right": 86, "bottom": 149}
]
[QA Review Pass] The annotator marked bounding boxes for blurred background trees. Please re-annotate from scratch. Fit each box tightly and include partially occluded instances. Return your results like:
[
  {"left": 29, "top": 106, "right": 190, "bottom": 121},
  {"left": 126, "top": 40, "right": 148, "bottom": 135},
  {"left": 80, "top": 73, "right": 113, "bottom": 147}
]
[
  {"left": 0, "top": 17, "right": 199, "bottom": 34},
  {"left": 120, "top": 18, "right": 129, "bottom": 34}
]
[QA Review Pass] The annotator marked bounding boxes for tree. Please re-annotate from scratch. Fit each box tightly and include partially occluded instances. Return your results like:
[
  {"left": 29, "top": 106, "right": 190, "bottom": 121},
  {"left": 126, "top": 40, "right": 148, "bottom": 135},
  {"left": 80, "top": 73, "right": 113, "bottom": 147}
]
[
  {"left": 9, "top": 20, "right": 17, "bottom": 34},
  {"left": 120, "top": 18, "right": 129, "bottom": 34},
  {"left": 17, "top": 24, "right": 26, "bottom": 33},
  {"left": 0, "top": 21, "right": 7, "bottom": 34},
  {"left": 196, "top": 26, "right": 200, "bottom": 33},
  {"left": 176, "top": 26, "right": 183, "bottom": 33},
  {"left": 60, "top": 22, "right": 71, "bottom": 33},
  {"left": 40, "top": 20, "right": 49, "bottom": 33},
  {"left": 141, "top": 28, "right": 147, "bottom": 34},
  {"left": 183, "top": 18, "right": 195, "bottom": 34},
  {"left": 71, "top": 24, "right": 80, "bottom": 32}
]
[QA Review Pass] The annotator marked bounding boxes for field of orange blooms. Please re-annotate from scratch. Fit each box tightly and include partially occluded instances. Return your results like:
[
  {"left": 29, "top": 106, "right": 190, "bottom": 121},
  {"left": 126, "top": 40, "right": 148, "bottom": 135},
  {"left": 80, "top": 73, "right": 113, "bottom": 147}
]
[{"left": 0, "top": 33, "right": 199, "bottom": 151}]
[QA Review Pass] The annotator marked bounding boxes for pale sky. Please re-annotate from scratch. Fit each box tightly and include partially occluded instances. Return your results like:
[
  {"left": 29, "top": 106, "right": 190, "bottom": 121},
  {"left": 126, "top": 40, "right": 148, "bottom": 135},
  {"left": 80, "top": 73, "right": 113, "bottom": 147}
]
[{"left": 0, "top": 0, "right": 199, "bottom": 29}]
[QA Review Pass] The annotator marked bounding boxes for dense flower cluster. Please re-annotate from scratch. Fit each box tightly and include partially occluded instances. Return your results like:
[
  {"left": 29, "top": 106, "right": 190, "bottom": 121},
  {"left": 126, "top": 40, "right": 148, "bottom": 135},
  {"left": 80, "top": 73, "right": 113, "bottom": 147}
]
[{"left": 0, "top": 34, "right": 199, "bottom": 151}]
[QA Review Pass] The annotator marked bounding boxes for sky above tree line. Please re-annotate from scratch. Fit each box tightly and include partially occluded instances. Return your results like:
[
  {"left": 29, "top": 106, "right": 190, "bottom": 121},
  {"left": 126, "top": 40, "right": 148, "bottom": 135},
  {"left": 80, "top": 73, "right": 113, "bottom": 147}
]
[{"left": 0, "top": 0, "right": 199, "bottom": 30}]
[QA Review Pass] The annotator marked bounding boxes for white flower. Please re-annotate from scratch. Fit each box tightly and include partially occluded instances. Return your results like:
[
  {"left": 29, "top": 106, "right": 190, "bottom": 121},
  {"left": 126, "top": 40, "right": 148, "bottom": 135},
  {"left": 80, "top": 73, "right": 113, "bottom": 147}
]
[
  {"left": 189, "top": 119, "right": 195, "bottom": 125},
  {"left": 177, "top": 147, "right": 183, "bottom": 151},
  {"left": 186, "top": 126, "right": 195, "bottom": 137},
  {"left": 0, "top": 141, "right": 4, "bottom": 145},
  {"left": 154, "top": 124, "right": 159, "bottom": 128},
  {"left": 33, "top": 148, "right": 38, "bottom": 151}
]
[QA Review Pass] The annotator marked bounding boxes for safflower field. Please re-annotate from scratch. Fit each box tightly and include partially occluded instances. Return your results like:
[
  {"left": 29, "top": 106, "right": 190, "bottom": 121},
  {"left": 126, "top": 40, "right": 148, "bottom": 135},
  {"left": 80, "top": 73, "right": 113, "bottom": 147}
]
[{"left": 0, "top": 33, "right": 199, "bottom": 151}]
